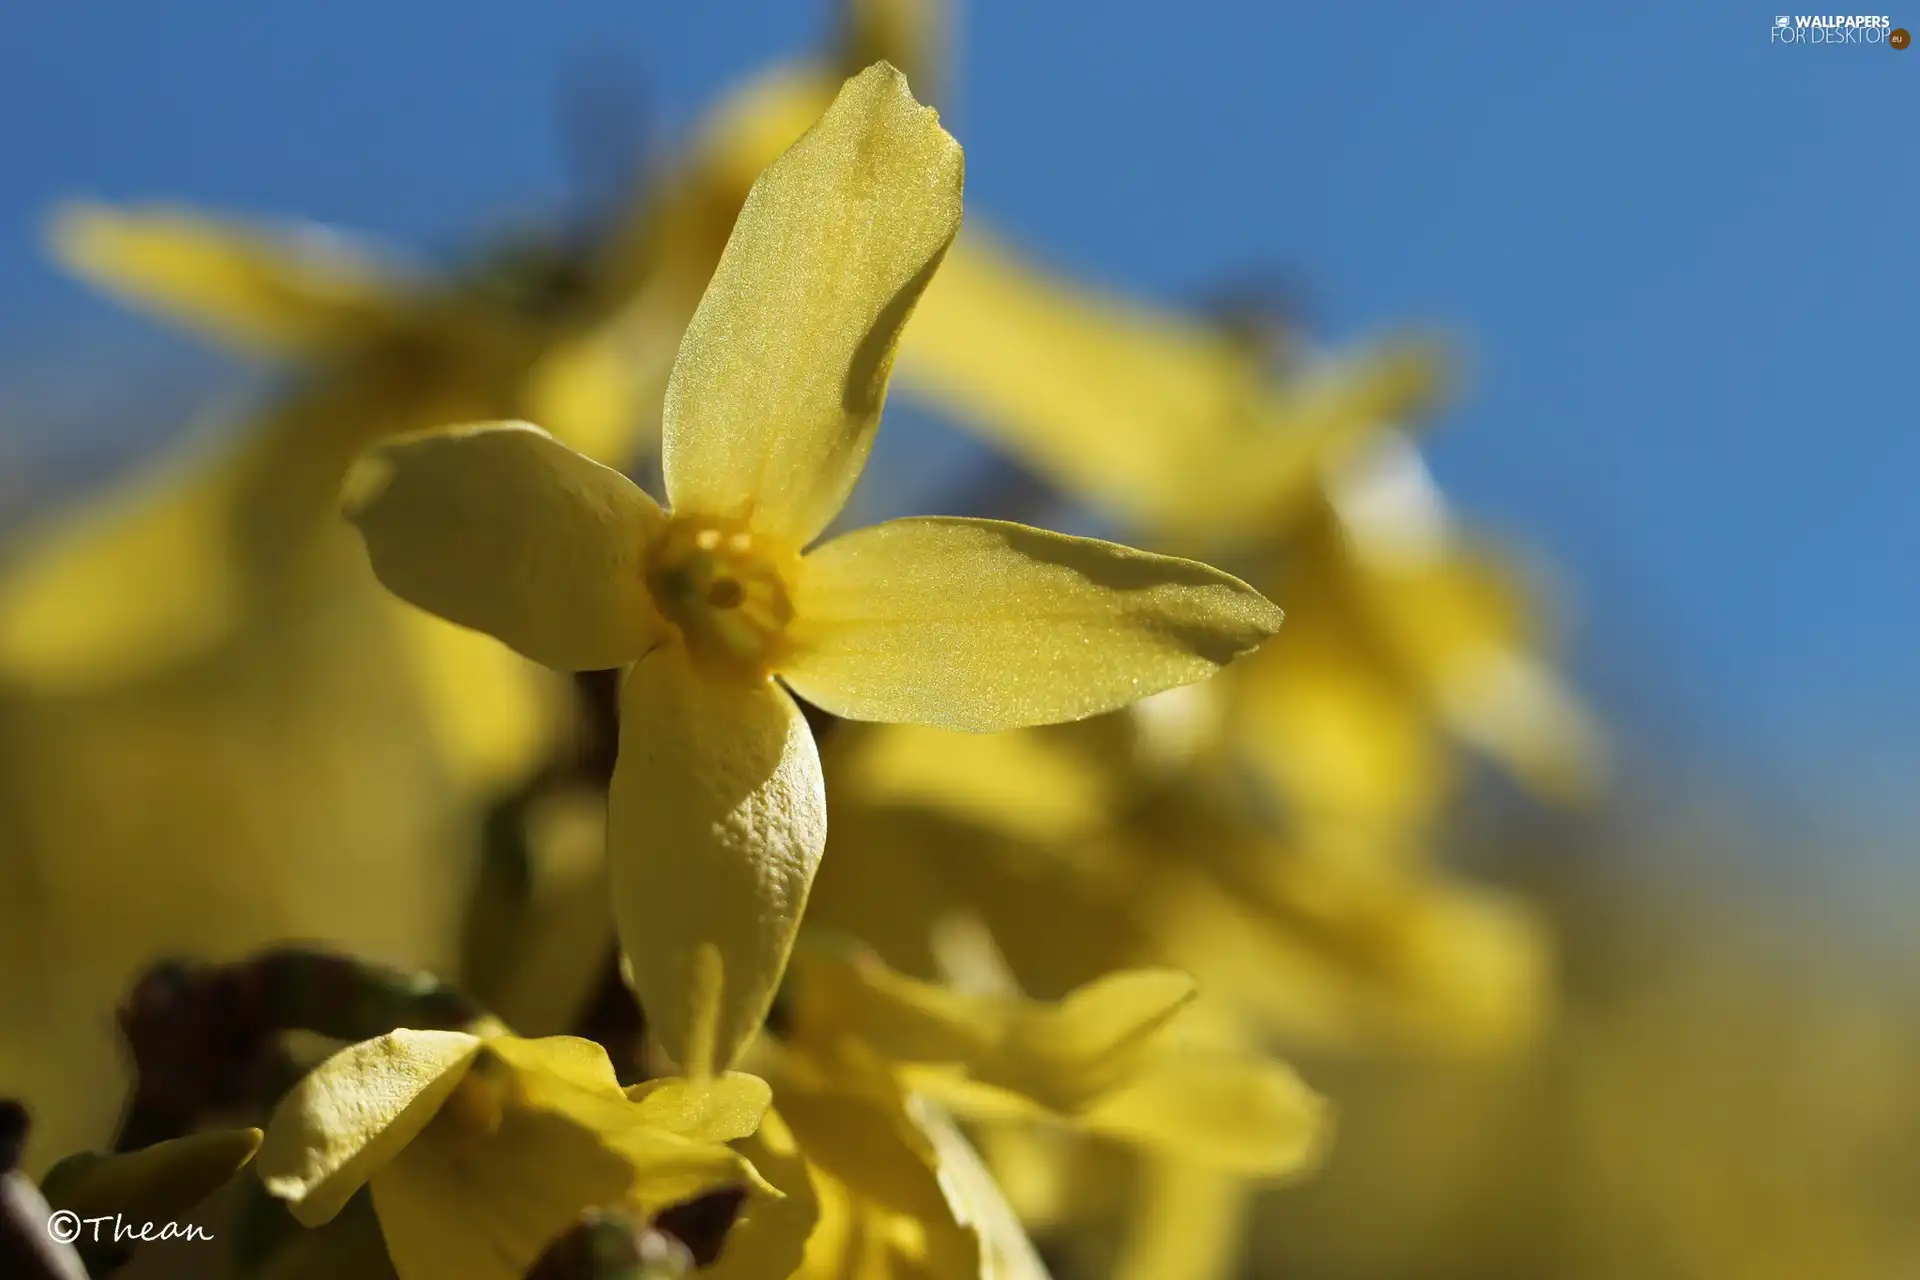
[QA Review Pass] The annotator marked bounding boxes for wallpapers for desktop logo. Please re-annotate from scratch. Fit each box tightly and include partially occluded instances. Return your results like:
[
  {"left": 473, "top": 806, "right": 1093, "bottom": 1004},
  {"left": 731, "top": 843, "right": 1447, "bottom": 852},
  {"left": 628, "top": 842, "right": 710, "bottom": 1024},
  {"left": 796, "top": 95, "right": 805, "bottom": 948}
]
[{"left": 1770, "top": 13, "right": 1909, "bottom": 44}]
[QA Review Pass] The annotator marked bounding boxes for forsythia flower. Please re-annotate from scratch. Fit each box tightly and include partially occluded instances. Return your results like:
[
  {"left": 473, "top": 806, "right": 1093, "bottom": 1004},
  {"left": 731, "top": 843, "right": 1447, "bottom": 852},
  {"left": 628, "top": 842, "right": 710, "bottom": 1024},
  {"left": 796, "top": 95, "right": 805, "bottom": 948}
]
[
  {"left": 256, "top": 1030, "right": 788, "bottom": 1280},
  {"left": 345, "top": 65, "right": 1284, "bottom": 1077},
  {"left": 1228, "top": 432, "right": 1604, "bottom": 827},
  {"left": 730, "top": 1082, "right": 1050, "bottom": 1279},
  {"left": 47, "top": 196, "right": 650, "bottom": 471},
  {"left": 778, "top": 944, "right": 1330, "bottom": 1178},
  {"left": 763, "top": 942, "right": 1329, "bottom": 1280},
  {"left": 810, "top": 721, "right": 1550, "bottom": 1055},
  {"left": 898, "top": 234, "right": 1449, "bottom": 547}
]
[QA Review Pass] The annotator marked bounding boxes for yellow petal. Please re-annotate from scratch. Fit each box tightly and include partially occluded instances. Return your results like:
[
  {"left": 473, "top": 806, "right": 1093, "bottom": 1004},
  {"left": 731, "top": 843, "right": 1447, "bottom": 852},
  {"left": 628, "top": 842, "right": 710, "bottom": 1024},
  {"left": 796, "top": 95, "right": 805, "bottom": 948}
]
[
  {"left": 1325, "top": 436, "right": 1604, "bottom": 801},
  {"left": 894, "top": 230, "right": 1446, "bottom": 542},
  {"left": 1367, "top": 542, "right": 1604, "bottom": 803},
  {"left": 902, "top": 972, "right": 1201, "bottom": 1120},
  {"left": 704, "top": 1109, "right": 818, "bottom": 1280},
  {"left": 661, "top": 62, "right": 963, "bottom": 545},
  {"left": 389, "top": 602, "right": 561, "bottom": 794},
  {"left": 49, "top": 202, "right": 409, "bottom": 355},
  {"left": 369, "top": 1075, "right": 754, "bottom": 1280},
  {"left": 914, "top": 1104, "right": 1052, "bottom": 1280},
  {"left": 608, "top": 644, "right": 826, "bottom": 1075},
  {"left": 625, "top": 1073, "right": 774, "bottom": 1144},
  {"left": 787, "top": 943, "right": 1002, "bottom": 1066},
  {"left": 1001, "top": 968, "right": 1199, "bottom": 1108},
  {"left": 1110, "top": 1158, "right": 1253, "bottom": 1280},
  {"left": 522, "top": 323, "right": 655, "bottom": 471},
  {"left": 783, "top": 517, "right": 1283, "bottom": 731},
  {"left": 257, "top": 1029, "right": 483, "bottom": 1227},
  {"left": 1232, "top": 590, "right": 1451, "bottom": 835},
  {"left": 346, "top": 422, "right": 664, "bottom": 671},
  {"left": 1078, "top": 1052, "right": 1331, "bottom": 1178},
  {"left": 791, "top": 948, "right": 1195, "bottom": 1114},
  {"left": 775, "top": 1087, "right": 958, "bottom": 1231},
  {"left": 483, "top": 1034, "right": 626, "bottom": 1097},
  {"left": 836, "top": 722, "right": 1111, "bottom": 844}
]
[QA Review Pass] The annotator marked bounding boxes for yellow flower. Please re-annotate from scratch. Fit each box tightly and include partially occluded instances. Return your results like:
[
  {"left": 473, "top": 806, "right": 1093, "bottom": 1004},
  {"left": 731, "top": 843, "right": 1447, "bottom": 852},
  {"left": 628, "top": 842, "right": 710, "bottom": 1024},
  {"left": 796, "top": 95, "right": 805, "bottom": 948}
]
[
  {"left": 345, "top": 64, "right": 1284, "bottom": 1079},
  {"left": 604, "top": 0, "right": 1443, "bottom": 550},
  {"left": 256, "top": 1030, "right": 782, "bottom": 1280},
  {"left": 1229, "top": 433, "right": 1605, "bottom": 822},
  {"left": 897, "top": 233, "right": 1450, "bottom": 547},
  {"left": 764, "top": 944, "right": 1329, "bottom": 1280},
  {"left": 779, "top": 944, "right": 1330, "bottom": 1179},
  {"left": 47, "top": 198, "right": 650, "bottom": 470},
  {"left": 730, "top": 1082, "right": 1047, "bottom": 1279},
  {"left": 810, "top": 721, "right": 1551, "bottom": 1056}
]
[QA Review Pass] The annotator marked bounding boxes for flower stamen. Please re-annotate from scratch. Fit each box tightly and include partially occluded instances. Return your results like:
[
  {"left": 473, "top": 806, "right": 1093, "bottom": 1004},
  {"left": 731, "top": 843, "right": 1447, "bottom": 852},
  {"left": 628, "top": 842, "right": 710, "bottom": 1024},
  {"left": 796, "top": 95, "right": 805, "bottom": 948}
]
[{"left": 647, "top": 517, "right": 796, "bottom": 674}]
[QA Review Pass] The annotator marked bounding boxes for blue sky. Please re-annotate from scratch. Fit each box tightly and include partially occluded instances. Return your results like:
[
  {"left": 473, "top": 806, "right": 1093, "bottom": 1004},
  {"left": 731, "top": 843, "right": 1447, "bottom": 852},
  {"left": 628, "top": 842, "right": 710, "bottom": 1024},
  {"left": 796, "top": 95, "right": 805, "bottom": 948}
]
[{"left": 0, "top": 2, "right": 1912, "bottom": 837}]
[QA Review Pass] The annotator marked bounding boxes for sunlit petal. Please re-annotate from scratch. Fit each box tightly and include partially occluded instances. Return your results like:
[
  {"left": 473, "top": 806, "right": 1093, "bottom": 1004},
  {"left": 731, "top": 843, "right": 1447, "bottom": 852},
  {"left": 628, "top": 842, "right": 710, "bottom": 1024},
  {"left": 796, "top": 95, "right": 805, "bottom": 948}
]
[
  {"left": 662, "top": 63, "right": 963, "bottom": 545},
  {"left": 626, "top": 1072, "right": 775, "bottom": 1144},
  {"left": 346, "top": 422, "right": 664, "bottom": 671},
  {"left": 783, "top": 517, "right": 1283, "bottom": 731},
  {"left": 369, "top": 1071, "right": 752, "bottom": 1280},
  {"left": 607, "top": 644, "right": 826, "bottom": 1075},
  {"left": 257, "top": 1029, "right": 483, "bottom": 1227}
]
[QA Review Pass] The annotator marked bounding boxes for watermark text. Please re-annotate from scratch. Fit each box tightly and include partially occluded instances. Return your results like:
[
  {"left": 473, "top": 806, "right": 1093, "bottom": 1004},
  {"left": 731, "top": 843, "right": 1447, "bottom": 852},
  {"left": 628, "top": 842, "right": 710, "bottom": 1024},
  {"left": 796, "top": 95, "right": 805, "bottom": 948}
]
[{"left": 47, "top": 1209, "right": 214, "bottom": 1246}]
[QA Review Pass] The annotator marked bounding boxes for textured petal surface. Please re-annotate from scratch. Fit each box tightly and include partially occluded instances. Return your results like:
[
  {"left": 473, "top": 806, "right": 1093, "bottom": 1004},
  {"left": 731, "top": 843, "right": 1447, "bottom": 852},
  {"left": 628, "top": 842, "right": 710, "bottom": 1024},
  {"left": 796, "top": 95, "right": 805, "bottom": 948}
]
[
  {"left": 346, "top": 422, "right": 663, "bottom": 671},
  {"left": 783, "top": 517, "right": 1284, "bottom": 731},
  {"left": 257, "top": 1029, "right": 482, "bottom": 1227},
  {"left": 483, "top": 1034, "right": 626, "bottom": 1097},
  {"left": 608, "top": 645, "right": 826, "bottom": 1075},
  {"left": 662, "top": 63, "right": 963, "bottom": 545},
  {"left": 369, "top": 1069, "right": 754, "bottom": 1280},
  {"left": 625, "top": 1072, "right": 774, "bottom": 1144},
  {"left": 50, "top": 202, "right": 409, "bottom": 355}
]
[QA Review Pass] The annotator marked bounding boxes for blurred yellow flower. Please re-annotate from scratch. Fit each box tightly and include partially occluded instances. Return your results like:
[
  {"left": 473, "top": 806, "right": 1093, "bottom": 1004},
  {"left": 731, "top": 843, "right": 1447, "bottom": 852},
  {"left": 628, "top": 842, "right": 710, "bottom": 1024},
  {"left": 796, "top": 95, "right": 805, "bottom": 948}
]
[
  {"left": 898, "top": 235, "right": 1450, "bottom": 547},
  {"left": 1228, "top": 432, "right": 1604, "bottom": 829},
  {"left": 781, "top": 945, "right": 1330, "bottom": 1178},
  {"left": 257, "top": 1029, "right": 779, "bottom": 1280},
  {"left": 346, "top": 64, "right": 1283, "bottom": 1080},
  {"left": 813, "top": 721, "right": 1551, "bottom": 1057},
  {"left": 741, "top": 943, "right": 1324, "bottom": 1279},
  {"left": 722, "top": 1080, "right": 1047, "bottom": 1280},
  {"left": 48, "top": 195, "right": 653, "bottom": 470}
]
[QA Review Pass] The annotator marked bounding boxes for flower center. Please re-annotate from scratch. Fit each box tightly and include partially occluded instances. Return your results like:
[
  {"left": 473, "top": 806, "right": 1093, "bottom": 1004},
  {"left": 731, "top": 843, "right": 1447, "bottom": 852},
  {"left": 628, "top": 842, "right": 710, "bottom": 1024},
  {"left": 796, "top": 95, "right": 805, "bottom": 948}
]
[
  {"left": 427, "top": 1051, "right": 519, "bottom": 1156},
  {"left": 646, "top": 517, "right": 797, "bottom": 673}
]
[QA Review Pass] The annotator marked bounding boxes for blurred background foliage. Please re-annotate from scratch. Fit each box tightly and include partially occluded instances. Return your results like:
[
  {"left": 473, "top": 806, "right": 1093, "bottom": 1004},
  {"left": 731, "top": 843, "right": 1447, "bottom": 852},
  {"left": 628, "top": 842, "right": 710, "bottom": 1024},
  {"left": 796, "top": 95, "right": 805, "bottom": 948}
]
[{"left": 1, "top": 2, "right": 1915, "bottom": 1278}]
